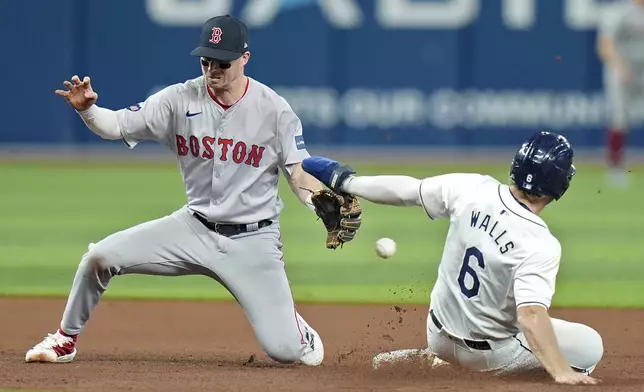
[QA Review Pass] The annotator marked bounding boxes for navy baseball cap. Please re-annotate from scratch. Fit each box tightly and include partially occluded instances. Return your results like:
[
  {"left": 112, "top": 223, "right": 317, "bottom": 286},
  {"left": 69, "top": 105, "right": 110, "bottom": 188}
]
[{"left": 190, "top": 15, "right": 250, "bottom": 62}]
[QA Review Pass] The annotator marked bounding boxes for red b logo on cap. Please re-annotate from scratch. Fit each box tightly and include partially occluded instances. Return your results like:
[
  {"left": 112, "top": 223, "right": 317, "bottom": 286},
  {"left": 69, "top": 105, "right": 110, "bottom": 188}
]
[{"left": 209, "top": 27, "right": 222, "bottom": 44}]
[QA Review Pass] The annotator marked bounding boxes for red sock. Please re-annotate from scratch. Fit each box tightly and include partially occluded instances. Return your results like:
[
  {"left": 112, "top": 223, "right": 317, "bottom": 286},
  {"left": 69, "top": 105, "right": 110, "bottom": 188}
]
[
  {"left": 58, "top": 328, "right": 78, "bottom": 340},
  {"left": 607, "top": 129, "right": 626, "bottom": 167}
]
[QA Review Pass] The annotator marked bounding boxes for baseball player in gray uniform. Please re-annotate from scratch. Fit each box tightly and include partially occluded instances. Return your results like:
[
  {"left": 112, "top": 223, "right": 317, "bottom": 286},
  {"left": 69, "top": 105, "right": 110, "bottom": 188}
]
[
  {"left": 597, "top": 0, "right": 644, "bottom": 186},
  {"left": 25, "top": 15, "right": 361, "bottom": 366}
]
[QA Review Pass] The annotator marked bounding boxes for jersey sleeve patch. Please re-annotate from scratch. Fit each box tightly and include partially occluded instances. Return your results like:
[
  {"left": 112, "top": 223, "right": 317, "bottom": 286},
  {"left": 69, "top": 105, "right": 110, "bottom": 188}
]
[
  {"left": 126, "top": 103, "right": 143, "bottom": 112},
  {"left": 295, "top": 135, "right": 306, "bottom": 150}
]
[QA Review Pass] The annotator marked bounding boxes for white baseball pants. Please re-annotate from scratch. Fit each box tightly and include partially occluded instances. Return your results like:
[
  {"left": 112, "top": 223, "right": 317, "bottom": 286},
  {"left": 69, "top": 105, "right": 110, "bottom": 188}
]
[{"left": 426, "top": 310, "right": 604, "bottom": 375}]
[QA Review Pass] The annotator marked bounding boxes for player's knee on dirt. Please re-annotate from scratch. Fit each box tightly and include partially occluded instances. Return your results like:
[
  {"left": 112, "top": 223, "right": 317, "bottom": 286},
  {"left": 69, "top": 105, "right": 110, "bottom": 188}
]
[
  {"left": 558, "top": 321, "right": 604, "bottom": 373},
  {"left": 575, "top": 324, "right": 604, "bottom": 373},
  {"left": 260, "top": 338, "right": 307, "bottom": 364},
  {"left": 257, "top": 324, "right": 316, "bottom": 364}
]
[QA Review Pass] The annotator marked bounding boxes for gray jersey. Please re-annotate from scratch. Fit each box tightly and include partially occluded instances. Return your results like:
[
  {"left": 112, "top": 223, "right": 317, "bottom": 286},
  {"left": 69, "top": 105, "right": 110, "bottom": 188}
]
[
  {"left": 116, "top": 76, "right": 309, "bottom": 224},
  {"left": 599, "top": 1, "right": 644, "bottom": 67}
]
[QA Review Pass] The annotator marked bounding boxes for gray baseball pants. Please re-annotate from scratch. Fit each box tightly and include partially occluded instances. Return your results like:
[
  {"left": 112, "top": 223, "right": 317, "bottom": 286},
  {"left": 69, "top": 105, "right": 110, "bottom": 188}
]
[{"left": 58, "top": 206, "right": 312, "bottom": 363}]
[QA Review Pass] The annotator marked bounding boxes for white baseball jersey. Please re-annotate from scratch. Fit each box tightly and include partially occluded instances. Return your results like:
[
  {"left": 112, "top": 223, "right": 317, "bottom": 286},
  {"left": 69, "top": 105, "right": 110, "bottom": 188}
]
[
  {"left": 115, "top": 76, "right": 309, "bottom": 224},
  {"left": 421, "top": 173, "right": 561, "bottom": 340},
  {"left": 599, "top": 1, "right": 644, "bottom": 68}
]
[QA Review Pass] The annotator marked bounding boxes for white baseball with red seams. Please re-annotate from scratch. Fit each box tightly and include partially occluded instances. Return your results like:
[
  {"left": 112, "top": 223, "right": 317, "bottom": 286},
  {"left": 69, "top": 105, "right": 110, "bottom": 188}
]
[{"left": 375, "top": 238, "right": 396, "bottom": 258}]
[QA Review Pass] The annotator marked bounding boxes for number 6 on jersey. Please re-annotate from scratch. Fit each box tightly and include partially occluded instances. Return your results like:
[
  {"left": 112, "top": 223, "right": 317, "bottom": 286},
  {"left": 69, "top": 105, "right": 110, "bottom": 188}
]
[{"left": 458, "top": 246, "right": 485, "bottom": 298}]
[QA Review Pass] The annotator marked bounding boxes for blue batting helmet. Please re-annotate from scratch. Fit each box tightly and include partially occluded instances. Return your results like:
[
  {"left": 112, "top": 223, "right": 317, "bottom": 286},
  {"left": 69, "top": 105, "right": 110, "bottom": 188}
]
[{"left": 509, "top": 131, "right": 576, "bottom": 200}]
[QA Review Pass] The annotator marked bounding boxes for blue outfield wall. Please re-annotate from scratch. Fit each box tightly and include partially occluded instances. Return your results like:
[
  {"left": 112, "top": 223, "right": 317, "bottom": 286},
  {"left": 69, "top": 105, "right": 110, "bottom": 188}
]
[{"left": 1, "top": 0, "right": 642, "bottom": 148}]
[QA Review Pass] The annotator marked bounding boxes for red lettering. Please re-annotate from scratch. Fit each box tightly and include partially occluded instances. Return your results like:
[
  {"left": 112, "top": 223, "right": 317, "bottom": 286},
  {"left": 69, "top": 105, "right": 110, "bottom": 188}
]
[
  {"left": 202, "top": 137, "right": 215, "bottom": 159},
  {"left": 233, "top": 142, "right": 247, "bottom": 164},
  {"left": 218, "top": 138, "right": 233, "bottom": 161},
  {"left": 189, "top": 136, "right": 200, "bottom": 157},
  {"left": 176, "top": 135, "right": 188, "bottom": 156},
  {"left": 245, "top": 145, "right": 266, "bottom": 168},
  {"left": 178, "top": 135, "right": 265, "bottom": 166}
]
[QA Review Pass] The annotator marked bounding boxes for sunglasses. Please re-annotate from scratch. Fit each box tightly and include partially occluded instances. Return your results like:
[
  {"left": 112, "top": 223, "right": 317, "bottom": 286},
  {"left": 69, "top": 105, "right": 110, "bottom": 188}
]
[{"left": 200, "top": 57, "right": 232, "bottom": 69}]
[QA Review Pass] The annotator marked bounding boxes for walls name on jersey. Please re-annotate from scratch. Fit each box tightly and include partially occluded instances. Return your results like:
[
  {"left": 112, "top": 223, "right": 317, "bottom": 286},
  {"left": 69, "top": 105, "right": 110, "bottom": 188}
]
[
  {"left": 471, "top": 210, "right": 515, "bottom": 255},
  {"left": 175, "top": 135, "right": 266, "bottom": 167}
]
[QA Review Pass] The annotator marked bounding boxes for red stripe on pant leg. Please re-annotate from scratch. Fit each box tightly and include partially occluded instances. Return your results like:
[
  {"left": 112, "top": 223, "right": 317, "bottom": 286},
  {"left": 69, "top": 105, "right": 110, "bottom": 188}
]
[
  {"left": 280, "top": 228, "right": 306, "bottom": 345},
  {"left": 294, "top": 308, "right": 306, "bottom": 346}
]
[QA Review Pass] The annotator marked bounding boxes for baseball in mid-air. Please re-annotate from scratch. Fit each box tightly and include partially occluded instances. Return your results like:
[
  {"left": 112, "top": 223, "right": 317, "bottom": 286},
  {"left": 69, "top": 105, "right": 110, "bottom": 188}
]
[{"left": 375, "top": 238, "right": 396, "bottom": 259}]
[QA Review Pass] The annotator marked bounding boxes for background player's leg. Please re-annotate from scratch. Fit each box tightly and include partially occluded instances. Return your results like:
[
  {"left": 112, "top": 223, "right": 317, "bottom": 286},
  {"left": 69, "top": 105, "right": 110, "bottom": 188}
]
[
  {"left": 26, "top": 207, "right": 217, "bottom": 363},
  {"left": 604, "top": 68, "right": 629, "bottom": 186},
  {"left": 212, "top": 224, "right": 323, "bottom": 366},
  {"left": 501, "top": 318, "right": 604, "bottom": 375}
]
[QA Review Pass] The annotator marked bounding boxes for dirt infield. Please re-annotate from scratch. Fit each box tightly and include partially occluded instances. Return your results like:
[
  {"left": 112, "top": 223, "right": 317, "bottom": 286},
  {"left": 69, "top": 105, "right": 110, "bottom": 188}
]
[{"left": 0, "top": 299, "right": 642, "bottom": 392}]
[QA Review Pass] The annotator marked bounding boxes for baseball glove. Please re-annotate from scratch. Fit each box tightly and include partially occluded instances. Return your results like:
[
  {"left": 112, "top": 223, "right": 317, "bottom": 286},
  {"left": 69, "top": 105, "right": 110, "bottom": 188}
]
[{"left": 310, "top": 189, "right": 362, "bottom": 249}]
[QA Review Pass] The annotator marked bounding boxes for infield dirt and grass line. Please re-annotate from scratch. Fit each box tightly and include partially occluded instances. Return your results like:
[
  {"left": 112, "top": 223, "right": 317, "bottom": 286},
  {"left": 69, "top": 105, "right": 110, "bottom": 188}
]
[
  {"left": 2, "top": 153, "right": 643, "bottom": 390},
  {"left": 1, "top": 160, "right": 643, "bottom": 307},
  {"left": 1, "top": 299, "right": 643, "bottom": 392}
]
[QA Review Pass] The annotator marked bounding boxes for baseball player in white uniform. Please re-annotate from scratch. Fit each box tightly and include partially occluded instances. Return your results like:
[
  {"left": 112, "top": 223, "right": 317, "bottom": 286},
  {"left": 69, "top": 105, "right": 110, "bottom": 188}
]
[
  {"left": 597, "top": 0, "right": 644, "bottom": 186},
  {"left": 301, "top": 132, "right": 604, "bottom": 385},
  {"left": 25, "top": 15, "right": 361, "bottom": 366}
]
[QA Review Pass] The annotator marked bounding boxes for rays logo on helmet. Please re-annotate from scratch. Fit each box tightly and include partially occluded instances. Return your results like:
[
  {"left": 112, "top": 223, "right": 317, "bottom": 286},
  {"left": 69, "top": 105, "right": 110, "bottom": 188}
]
[{"left": 509, "top": 131, "right": 575, "bottom": 201}]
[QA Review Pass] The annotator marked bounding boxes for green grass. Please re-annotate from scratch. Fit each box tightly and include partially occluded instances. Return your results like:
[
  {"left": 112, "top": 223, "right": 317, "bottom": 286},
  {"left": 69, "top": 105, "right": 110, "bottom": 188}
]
[
  {"left": 0, "top": 160, "right": 642, "bottom": 308},
  {"left": 0, "top": 389, "right": 59, "bottom": 392}
]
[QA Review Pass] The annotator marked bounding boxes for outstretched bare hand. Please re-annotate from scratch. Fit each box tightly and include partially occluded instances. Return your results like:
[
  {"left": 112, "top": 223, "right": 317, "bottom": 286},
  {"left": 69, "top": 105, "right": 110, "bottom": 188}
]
[{"left": 55, "top": 75, "right": 98, "bottom": 112}]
